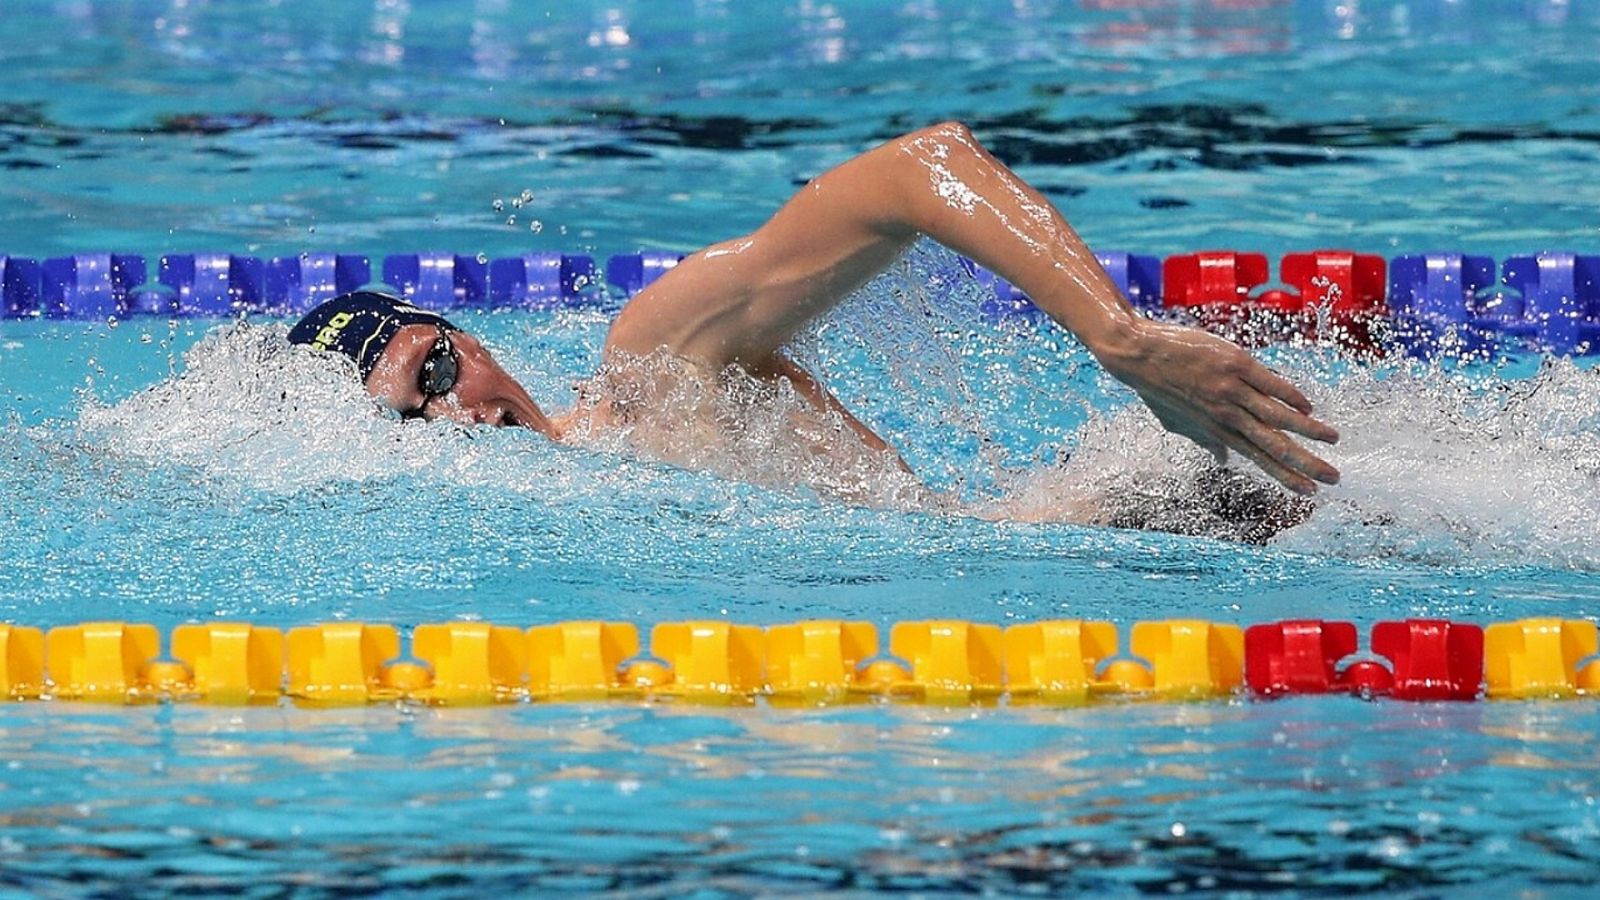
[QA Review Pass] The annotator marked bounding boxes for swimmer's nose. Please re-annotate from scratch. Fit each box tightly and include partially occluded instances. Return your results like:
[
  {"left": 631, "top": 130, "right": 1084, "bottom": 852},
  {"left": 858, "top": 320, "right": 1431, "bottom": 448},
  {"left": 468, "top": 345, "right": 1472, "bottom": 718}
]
[
  {"left": 414, "top": 392, "right": 487, "bottom": 427},
  {"left": 464, "top": 400, "right": 517, "bottom": 428},
  {"left": 465, "top": 402, "right": 501, "bottom": 426}
]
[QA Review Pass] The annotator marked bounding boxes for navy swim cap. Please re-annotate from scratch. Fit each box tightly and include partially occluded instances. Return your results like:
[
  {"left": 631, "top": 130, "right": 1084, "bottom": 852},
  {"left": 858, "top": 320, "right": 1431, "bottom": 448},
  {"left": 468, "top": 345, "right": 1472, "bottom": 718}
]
[{"left": 287, "top": 291, "right": 459, "bottom": 383}]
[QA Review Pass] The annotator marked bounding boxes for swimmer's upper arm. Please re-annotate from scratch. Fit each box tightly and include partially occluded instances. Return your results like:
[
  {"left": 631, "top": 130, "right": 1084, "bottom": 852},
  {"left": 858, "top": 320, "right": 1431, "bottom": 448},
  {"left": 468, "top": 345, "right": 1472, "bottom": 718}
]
[
  {"left": 752, "top": 352, "right": 909, "bottom": 470},
  {"left": 603, "top": 126, "right": 946, "bottom": 368}
]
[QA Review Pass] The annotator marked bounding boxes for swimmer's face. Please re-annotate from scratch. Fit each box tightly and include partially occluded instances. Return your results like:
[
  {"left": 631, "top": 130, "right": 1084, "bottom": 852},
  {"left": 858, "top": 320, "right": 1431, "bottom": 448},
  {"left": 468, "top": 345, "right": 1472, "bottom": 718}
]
[{"left": 364, "top": 324, "right": 557, "bottom": 437}]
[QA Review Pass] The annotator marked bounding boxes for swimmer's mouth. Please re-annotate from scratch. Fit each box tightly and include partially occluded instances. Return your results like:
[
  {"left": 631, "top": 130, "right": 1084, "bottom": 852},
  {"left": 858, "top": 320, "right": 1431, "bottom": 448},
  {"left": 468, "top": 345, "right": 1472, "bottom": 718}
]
[{"left": 502, "top": 410, "right": 522, "bottom": 429}]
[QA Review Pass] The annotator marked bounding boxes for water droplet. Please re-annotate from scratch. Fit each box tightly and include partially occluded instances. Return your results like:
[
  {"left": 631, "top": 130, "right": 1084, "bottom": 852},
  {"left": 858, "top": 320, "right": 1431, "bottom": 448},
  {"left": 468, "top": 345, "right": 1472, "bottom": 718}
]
[
  {"left": 492, "top": 199, "right": 504, "bottom": 212},
  {"left": 529, "top": 221, "right": 543, "bottom": 234},
  {"left": 307, "top": 225, "right": 316, "bottom": 234},
  {"left": 475, "top": 253, "right": 488, "bottom": 264},
  {"left": 1369, "top": 836, "right": 1409, "bottom": 860},
  {"left": 506, "top": 215, "right": 516, "bottom": 226}
]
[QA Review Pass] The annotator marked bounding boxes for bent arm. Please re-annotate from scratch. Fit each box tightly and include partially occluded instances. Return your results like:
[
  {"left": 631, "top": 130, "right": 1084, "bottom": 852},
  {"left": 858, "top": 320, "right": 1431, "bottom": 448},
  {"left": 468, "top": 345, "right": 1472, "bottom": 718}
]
[{"left": 605, "top": 122, "right": 1339, "bottom": 494}]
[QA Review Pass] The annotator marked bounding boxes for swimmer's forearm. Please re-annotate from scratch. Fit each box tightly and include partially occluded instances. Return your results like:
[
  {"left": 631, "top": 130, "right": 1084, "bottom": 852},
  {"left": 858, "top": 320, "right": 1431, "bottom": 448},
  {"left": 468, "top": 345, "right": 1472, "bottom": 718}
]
[
  {"left": 879, "top": 124, "right": 1339, "bottom": 494},
  {"left": 755, "top": 352, "right": 916, "bottom": 476},
  {"left": 878, "top": 122, "right": 1147, "bottom": 364}
]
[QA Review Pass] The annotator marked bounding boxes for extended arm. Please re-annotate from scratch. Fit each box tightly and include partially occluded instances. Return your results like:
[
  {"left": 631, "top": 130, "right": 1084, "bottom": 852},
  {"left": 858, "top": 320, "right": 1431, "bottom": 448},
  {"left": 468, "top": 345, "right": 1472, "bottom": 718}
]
[{"left": 604, "top": 122, "right": 1339, "bottom": 494}]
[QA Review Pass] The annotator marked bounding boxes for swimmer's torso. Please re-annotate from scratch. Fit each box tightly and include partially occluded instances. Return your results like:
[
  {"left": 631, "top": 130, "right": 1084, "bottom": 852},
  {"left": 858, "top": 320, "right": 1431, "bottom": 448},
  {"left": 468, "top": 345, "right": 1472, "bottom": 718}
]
[{"left": 561, "top": 351, "right": 940, "bottom": 511}]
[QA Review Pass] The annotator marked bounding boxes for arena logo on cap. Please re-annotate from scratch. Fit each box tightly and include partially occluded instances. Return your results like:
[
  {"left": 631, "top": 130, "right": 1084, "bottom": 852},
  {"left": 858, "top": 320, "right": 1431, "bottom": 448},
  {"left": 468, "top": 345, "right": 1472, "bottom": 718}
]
[{"left": 311, "top": 311, "right": 355, "bottom": 351}]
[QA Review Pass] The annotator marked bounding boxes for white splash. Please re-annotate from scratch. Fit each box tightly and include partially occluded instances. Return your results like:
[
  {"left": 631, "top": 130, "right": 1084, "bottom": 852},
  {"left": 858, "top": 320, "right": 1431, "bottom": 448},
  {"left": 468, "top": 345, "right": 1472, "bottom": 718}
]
[
  {"left": 75, "top": 322, "right": 587, "bottom": 500},
  {"left": 1275, "top": 357, "right": 1600, "bottom": 568}
]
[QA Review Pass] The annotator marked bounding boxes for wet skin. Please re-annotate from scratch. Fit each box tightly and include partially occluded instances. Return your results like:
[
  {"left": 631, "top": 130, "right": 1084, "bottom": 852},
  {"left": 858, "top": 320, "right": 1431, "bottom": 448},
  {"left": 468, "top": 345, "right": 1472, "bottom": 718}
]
[{"left": 359, "top": 122, "right": 1340, "bottom": 496}]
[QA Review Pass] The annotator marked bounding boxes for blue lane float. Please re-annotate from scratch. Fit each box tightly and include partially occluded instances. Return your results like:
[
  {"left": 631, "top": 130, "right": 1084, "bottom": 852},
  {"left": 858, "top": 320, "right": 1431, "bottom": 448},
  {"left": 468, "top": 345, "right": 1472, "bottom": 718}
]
[
  {"left": 0, "top": 255, "right": 41, "bottom": 318},
  {"left": 40, "top": 254, "right": 146, "bottom": 319},
  {"left": 605, "top": 250, "right": 682, "bottom": 296},
  {"left": 157, "top": 253, "right": 266, "bottom": 316},
  {"left": 2, "top": 247, "right": 1597, "bottom": 357},
  {"left": 1388, "top": 253, "right": 1500, "bottom": 356},
  {"left": 1503, "top": 253, "right": 1600, "bottom": 354},
  {"left": 381, "top": 253, "right": 489, "bottom": 312},
  {"left": 490, "top": 252, "right": 598, "bottom": 309},
  {"left": 962, "top": 252, "right": 1162, "bottom": 320},
  {"left": 1388, "top": 252, "right": 1600, "bottom": 356},
  {"left": 266, "top": 253, "right": 371, "bottom": 314}
]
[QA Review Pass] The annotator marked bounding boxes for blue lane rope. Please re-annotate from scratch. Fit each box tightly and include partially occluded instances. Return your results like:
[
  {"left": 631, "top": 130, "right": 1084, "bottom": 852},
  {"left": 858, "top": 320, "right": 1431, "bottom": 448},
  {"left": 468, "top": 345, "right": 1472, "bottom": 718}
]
[{"left": 2, "top": 249, "right": 1597, "bottom": 355}]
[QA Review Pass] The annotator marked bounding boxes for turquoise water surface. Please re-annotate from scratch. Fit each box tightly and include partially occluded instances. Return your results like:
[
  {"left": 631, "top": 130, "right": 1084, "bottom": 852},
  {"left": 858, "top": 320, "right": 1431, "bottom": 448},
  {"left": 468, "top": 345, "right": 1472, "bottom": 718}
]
[{"left": 4, "top": 1, "right": 1600, "bottom": 895}]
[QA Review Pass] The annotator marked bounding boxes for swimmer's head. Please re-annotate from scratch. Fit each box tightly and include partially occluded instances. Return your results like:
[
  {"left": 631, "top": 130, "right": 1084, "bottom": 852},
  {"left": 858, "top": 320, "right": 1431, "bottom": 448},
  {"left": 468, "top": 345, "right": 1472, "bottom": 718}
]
[
  {"left": 287, "top": 290, "right": 457, "bottom": 381},
  {"left": 289, "top": 291, "right": 557, "bottom": 436}
]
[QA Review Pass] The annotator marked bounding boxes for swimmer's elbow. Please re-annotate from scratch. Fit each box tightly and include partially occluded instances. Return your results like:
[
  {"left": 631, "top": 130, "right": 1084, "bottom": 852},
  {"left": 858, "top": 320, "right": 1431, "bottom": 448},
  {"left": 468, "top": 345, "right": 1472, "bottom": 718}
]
[
  {"left": 890, "top": 121, "right": 982, "bottom": 161},
  {"left": 918, "top": 120, "right": 977, "bottom": 145},
  {"left": 882, "top": 120, "right": 991, "bottom": 212}
]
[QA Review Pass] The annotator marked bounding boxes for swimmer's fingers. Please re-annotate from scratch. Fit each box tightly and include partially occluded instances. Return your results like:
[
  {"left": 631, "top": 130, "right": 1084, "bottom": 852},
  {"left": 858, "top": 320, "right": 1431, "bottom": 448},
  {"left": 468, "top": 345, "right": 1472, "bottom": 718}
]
[
  {"left": 1238, "top": 388, "right": 1341, "bottom": 455},
  {"left": 1241, "top": 365, "right": 1340, "bottom": 444},
  {"left": 1231, "top": 437, "right": 1318, "bottom": 497},
  {"left": 1220, "top": 402, "right": 1339, "bottom": 495}
]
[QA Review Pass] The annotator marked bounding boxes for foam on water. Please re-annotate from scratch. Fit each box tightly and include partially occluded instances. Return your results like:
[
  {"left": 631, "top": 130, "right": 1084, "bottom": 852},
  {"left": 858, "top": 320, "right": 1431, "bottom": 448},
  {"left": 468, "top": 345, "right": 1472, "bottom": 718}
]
[
  {"left": 1279, "top": 357, "right": 1600, "bottom": 568},
  {"left": 65, "top": 250, "right": 1600, "bottom": 572}
]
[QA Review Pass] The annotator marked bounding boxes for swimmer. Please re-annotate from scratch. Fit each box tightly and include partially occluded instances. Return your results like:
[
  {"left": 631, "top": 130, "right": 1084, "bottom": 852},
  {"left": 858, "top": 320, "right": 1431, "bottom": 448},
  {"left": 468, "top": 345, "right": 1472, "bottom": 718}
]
[{"left": 289, "top": 122, "right": 1340, "bottom": 524}]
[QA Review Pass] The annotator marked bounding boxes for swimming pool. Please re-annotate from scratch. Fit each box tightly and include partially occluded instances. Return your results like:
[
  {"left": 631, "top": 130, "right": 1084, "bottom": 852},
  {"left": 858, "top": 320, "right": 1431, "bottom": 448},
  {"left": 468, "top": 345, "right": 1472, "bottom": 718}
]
[{"left": 4, "top": 0, "right": 1600, "bottom": 893}]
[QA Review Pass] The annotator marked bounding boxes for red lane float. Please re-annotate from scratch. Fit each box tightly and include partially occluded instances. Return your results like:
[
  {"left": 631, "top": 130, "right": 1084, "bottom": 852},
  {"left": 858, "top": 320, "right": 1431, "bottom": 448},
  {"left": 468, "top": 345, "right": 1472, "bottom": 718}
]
[
  {"left": 1160, "top": 249, "right": 1387, "bottom": 349},
  {"left": 1246, "top": 619, "right": 1484, "bottom": 701}
]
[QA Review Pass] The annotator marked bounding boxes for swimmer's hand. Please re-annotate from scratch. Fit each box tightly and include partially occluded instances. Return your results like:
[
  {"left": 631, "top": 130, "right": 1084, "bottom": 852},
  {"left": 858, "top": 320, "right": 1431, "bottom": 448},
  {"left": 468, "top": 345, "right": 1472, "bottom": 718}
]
[{"left": 1094, "top": 320, "right": 1341, "bottom": 496}]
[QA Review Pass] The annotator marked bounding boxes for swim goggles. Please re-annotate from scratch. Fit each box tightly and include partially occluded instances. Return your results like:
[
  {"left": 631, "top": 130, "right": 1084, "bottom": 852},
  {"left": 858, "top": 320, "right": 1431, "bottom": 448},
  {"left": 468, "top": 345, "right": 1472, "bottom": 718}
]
[{"left": 403, "top": 324, "right": 460, "bottom": 419}]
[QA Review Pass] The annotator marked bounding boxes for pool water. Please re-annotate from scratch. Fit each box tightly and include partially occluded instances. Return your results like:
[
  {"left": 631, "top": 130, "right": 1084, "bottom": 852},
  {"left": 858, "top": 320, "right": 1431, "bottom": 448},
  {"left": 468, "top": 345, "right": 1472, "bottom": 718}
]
[{"left": 4, "top": 0, "right": 1600, "bottom": 894}]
